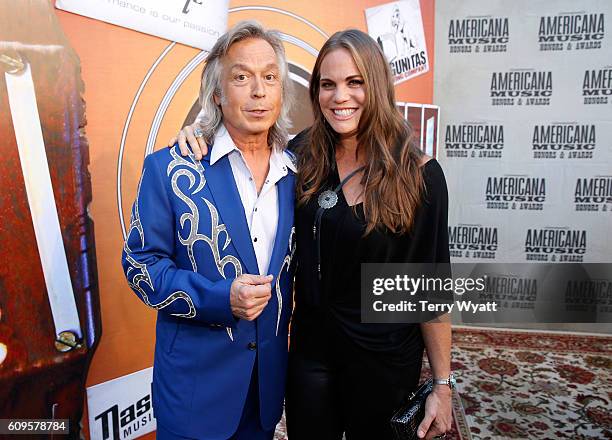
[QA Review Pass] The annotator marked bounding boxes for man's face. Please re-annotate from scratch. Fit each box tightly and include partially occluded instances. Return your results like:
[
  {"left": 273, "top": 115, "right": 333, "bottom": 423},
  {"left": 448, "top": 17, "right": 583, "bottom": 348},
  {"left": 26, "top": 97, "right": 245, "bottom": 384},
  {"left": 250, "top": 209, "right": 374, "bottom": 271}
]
[
  {"left": 215, "top": 38, "right": 282, "bottom": 140},
  {"left": 391, "top": 8, "right": 400, "bottom": 29}
]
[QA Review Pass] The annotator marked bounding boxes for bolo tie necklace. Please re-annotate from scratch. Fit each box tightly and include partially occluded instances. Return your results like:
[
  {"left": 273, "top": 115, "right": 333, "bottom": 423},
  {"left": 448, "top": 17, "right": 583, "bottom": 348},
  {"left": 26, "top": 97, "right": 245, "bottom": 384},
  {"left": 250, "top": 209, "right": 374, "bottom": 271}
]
[{"left": 313, "top": 165, "right": 366, "bottom": 281}]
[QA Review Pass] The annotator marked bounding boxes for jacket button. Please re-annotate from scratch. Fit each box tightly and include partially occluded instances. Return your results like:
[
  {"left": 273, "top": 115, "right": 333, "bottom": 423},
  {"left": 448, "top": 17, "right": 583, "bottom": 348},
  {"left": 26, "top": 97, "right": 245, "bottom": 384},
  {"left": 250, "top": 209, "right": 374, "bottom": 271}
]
[{"left": 247, "top": 342, "right": 257, "bottom": 351}]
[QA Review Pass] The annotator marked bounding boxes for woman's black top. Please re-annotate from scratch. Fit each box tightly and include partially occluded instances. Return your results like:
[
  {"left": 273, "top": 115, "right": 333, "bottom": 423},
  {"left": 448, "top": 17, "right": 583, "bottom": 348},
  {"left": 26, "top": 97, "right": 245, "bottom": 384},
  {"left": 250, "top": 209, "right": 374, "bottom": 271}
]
[{"left": 289, "top": 136, "right": 450, "bottom": 366}]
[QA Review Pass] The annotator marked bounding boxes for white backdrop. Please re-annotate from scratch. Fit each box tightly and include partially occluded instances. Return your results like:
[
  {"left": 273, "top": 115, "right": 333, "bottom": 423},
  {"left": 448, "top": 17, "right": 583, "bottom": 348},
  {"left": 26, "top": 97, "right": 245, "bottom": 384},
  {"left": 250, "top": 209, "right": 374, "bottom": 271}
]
[{"left": 434, "top": 0, "right": 612, "bottom": 264}]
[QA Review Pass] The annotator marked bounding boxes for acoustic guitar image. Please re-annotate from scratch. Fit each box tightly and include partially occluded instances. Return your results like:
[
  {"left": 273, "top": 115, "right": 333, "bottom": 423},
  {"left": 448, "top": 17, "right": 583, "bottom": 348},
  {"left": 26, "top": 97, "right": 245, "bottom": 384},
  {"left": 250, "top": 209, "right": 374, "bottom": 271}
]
[{"left": 0, "top": 1, "right": 101, "bottom": 438}]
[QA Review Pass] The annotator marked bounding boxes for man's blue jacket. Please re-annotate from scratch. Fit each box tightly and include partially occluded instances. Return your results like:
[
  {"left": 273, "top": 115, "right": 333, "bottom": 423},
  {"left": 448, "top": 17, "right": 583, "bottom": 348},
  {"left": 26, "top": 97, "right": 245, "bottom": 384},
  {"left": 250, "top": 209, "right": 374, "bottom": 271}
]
[{"left": 121, "top": 144, "right": 296, "bottom": 439}]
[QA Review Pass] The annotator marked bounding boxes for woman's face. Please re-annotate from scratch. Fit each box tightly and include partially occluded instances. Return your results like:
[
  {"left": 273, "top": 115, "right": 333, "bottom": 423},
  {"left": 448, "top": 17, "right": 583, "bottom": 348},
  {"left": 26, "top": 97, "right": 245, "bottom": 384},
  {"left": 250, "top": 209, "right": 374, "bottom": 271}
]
[{"left": 318, "top": 48, "right": 366, "bottom": 137}]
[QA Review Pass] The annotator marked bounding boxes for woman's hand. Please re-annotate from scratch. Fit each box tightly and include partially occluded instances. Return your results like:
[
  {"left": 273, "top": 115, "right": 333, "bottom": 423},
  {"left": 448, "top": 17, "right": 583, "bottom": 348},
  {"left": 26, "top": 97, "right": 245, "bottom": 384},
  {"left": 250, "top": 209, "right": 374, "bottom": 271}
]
[
  {"left": 417, "top": 385, "right": 453, "bottom": 439},
  {"left": 167, "top": 123, "right": 208, "bottom": 160}
]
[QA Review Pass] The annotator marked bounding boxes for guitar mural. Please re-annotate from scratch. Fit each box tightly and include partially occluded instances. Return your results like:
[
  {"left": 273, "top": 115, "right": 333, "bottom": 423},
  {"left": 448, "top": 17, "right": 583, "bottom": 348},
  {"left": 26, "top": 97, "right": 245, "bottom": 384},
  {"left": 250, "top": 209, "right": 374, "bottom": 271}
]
[{"left": 0, "top": 1, "right": 101, "bottom": 437}]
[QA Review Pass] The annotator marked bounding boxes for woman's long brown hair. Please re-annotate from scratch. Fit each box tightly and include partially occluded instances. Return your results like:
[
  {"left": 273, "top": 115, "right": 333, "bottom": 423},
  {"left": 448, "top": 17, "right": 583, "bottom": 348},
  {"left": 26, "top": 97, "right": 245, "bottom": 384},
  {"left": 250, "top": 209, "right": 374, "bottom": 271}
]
[{"left": 297, "top": 29, "right": 424, "bottom": 235}]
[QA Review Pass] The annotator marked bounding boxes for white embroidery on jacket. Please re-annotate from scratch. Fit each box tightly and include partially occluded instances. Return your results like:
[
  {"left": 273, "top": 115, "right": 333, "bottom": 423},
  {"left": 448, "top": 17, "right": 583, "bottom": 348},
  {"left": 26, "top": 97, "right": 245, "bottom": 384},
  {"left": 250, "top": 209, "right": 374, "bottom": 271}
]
[
  {"left": 124, "top": 167, "right": 196, "bottom": 318},
  {"left": 167, "top": 147, "right": 242, "bottom": 340},
  {"left": 275, "top": 227, "right": 296, "bottom": 336}
]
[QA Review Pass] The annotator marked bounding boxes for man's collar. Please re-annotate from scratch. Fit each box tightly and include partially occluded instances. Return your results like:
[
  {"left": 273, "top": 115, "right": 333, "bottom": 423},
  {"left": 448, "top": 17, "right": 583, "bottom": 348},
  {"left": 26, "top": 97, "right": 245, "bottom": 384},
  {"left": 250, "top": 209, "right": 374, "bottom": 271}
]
[
  {"left": 209, "top": 124, "right": 238, "bottom": 165},
  {"left": 209, "top": 124, "right": 297, "bottom": 173},
  {"left": 279, "top": 149, "right": 297, "bottom": 173}
]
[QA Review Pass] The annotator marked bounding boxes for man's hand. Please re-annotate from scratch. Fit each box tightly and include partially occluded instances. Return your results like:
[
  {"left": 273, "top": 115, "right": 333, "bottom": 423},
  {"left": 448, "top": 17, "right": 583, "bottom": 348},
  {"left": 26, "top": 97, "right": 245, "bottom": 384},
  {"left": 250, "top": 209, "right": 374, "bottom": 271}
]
[
  {"left": 167, "top": 124, "right": 208, "bottom": 160},
  {"left": 230, "top": 274, "right": 273, "bottom": 321},
  {"left": 417, "top": 386, "right": 453, "bottom": 439}
]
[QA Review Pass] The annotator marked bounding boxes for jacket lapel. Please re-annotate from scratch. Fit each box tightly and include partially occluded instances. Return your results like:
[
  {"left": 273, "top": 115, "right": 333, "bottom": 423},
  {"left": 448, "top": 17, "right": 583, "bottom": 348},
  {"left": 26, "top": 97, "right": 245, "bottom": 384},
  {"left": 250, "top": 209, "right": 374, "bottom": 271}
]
[
  {"left": 203, "top": 153, "right": 259, "bottom": 276},
  {"left": 267, "top": 172, "right": 295, "bottom": 277}
]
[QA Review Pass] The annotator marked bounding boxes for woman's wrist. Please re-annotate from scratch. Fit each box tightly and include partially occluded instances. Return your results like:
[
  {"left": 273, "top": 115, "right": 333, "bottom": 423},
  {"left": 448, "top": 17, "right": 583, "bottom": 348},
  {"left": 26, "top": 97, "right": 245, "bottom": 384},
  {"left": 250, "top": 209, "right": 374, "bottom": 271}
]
[{"left": 432, "top": 384, "right": 452, "bottom": 396}]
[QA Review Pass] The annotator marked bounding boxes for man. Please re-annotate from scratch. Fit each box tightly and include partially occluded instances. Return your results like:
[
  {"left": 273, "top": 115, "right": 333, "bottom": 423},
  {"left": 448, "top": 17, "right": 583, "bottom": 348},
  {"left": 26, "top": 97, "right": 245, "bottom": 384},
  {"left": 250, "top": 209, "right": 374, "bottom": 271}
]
[
  {"left": 391, "top": 5, "right": 416, "bottom": 57},
  {"left": 375, "top": 5, "right": 416, "bottom": 61},
  {"left": 122, "top": 21, "right": 296, "bottom": 439}
]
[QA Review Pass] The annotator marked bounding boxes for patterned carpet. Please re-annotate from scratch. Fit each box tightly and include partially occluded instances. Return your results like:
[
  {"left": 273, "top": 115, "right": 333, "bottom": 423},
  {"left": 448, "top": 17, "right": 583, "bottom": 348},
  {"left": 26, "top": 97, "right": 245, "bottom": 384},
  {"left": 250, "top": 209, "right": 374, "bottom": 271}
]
[
  {"left": 276, "top": 327, "right": 612, "bottom": 439},
  {"left": 450, "top": 327, "right": 612, "bottom": 440}
]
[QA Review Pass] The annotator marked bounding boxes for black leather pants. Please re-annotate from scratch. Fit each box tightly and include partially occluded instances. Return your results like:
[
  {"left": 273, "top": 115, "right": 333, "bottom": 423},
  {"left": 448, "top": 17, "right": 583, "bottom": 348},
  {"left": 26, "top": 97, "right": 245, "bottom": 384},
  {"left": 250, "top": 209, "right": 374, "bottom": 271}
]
[{"left": 285, "top": 333, "right": 422, "bottom": 440}]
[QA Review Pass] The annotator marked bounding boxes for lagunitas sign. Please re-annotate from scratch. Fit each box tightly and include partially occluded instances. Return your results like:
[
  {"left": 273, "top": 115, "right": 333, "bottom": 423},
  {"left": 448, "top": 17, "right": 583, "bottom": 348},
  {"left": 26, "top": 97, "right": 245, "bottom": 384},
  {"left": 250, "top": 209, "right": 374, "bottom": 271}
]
[{"left": 365, "top": 0, "right": 430, "bottom": 85}]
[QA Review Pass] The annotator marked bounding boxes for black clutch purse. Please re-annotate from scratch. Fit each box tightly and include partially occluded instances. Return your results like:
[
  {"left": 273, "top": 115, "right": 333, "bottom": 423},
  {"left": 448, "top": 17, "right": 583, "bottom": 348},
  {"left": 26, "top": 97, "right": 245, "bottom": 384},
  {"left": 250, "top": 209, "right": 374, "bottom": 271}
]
[{"left": 390, "top": 379, "right": 434, "bottom": 440}]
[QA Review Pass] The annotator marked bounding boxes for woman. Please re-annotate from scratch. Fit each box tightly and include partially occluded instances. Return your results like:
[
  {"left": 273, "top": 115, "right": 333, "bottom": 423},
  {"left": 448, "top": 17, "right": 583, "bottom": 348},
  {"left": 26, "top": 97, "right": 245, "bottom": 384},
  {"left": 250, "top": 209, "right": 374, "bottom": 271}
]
[{"left": 171, "top": 29, "right": 452, "bottom": 440}]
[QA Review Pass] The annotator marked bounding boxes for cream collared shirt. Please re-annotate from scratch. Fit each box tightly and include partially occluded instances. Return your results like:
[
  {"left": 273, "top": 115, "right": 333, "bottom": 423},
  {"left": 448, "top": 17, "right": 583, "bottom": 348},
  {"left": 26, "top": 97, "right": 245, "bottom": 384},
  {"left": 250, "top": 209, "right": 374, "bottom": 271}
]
[{"left": 210, "top": 125, "right": 297, "bottom": 275}]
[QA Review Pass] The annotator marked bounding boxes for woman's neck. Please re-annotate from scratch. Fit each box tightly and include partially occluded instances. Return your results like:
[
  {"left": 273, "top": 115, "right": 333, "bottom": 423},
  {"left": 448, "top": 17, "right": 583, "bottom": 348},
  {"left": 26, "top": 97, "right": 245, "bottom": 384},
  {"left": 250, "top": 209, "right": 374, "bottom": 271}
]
[
  {"left": 336, "top": 135, "right": 364, "bottom": 164},
  {"left": 336, "top": 141, "right": 366, "bottom": 168},
  {"left": 338, "top": 134, "right": 358, "bottom": 153}
]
